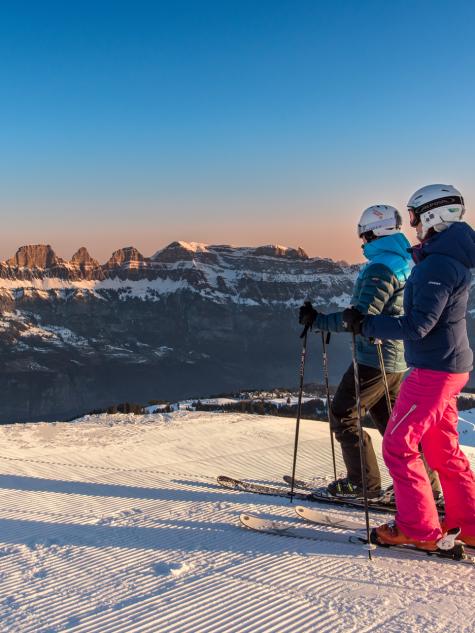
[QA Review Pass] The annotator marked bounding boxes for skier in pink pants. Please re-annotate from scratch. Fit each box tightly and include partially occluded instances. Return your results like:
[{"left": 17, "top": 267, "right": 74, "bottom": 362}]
[
  {"left": 343, "top": 184, "right": 475, "bottom": 550},
  {"left": 383, "top": 368, "right": 473, "bottom": 545}
]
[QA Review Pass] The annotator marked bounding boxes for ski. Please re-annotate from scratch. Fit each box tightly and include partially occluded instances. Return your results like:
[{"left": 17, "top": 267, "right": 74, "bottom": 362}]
[
  {"left": 239, "top": 512, "right": 475, "bottom": 564},
  {"left": 294, "top": 505, "right": 369, "bottom": 531},
  {"left": 294, "top": 504, "right": 475, "bottom": 555},
  {"left": 219, "top": 475, "right": 394, "bottom": 512},
  {"left": 283, "top": 475, "right": 448, "bottom": 517},
  {"left": 240, "top": 512, "right": 356, "bottom": 543},
  {"left": 217, "top": 475, "right": 311, "bottom": 501},
  {"left": 218, "top": 475, "right": 452, "bottom": 526}
]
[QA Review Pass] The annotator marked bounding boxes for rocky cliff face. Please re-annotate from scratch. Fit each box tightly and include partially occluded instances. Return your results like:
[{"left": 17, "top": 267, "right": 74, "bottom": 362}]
[
  {"left": 7, "top": 244, "right": 61, "bottom": 269},
  {"left": 0, "top": 241, "right": 472, "bottom": 422},
  {"left": 70, "top": 247, "right": 101, "bottom": 278}
]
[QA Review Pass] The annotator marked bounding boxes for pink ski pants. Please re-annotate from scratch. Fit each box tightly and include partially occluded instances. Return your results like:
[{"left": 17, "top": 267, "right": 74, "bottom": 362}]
[{"left": 383, "top": 368, "right": 475, "bottom": 541}]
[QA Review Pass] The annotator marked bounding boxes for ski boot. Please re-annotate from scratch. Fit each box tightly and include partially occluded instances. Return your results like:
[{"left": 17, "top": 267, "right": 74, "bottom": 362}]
[
  {"left": 372, "top": 521, "right": 466, "bottom": 560},
  {"left": 326, "top": 477, "right": 382, "bottom": 501},
  {"left": 372, "top": 521, "right": 438, "bottom": 551}
]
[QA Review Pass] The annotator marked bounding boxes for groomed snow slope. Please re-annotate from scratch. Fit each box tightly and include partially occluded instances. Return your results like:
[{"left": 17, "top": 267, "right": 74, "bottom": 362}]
[{"left": 0, "top": 412, "right": 474, "bottom": 633}]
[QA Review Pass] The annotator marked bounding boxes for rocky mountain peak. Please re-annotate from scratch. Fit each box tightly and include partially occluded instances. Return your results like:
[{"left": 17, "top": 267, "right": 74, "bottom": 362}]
[
  {"left": 71, "top": 247, "right": 100, "bottom": 268},
  {"left": 153, "top": 241, "right": 208, "bottom": 263},
  {"left": 251, "top": 244, "right": 308, "bottom": 260},
  {"left": 6, "top": 244, "right": 62, "bottom": 269},
  {"left": 105, "top": 247, "right": 146, "bottom": 268}
]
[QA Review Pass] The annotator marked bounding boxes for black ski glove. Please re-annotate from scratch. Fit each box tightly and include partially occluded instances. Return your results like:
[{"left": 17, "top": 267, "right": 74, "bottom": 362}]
[
  {"left": 342, "top": 307, "right": 364, "bottom": 335},
  {"left": 299, "top": 301, "right": 318, "bottom": 328}
]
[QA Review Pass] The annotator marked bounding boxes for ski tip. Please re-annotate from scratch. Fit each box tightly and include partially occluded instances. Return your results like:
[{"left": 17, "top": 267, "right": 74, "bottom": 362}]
[
  {"left": 240, "top": 513, "right": 253, "bottom": 529},
  {"left": 217, "top": 475, "right": 239, "bottom": 488},
  {"left": 217, "top": 475, "right": 234, "bottom": 483}
]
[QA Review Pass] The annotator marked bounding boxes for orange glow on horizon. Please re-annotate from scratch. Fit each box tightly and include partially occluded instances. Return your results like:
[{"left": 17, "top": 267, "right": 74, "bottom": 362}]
[{"left": 0, "top": 225, "right": 419, "bottom": 266}]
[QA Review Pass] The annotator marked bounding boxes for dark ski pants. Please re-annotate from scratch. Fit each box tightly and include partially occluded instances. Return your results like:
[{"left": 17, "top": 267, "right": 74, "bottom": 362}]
[{"left": 330, "top": 363, "right": 441, "bottom": 494}]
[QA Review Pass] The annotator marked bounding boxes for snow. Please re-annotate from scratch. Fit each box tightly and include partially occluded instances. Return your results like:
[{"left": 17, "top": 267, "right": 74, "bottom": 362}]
[
  {"left": 144, "top": 404, "right": 170, "bottom": 413},
  {"left": 0, "top": 277, "right": 98, "bottom": 292},
  {"left": 268, "top": 396, "right": 315, "bottom": 406},
  {"left": 189, "top": 397, "right": 239, "bottom": 405},
  {"left": 0, "top": 411, "right": 474, "bottom": 632},
  {"left": 172, "top": 241, "right": 209, "bottom": 253},
  {"left": 151, "top": 241, "right": 210, "bottom": 258},
  {"left": 19, "top": 323, "right": 90, "bottom": 349},
  {"left": 153, "top": 345, "right": 173, "bottom": 357},
  {"left": 459, "top": 408, "right": 475, "bottom": 448},
  {"left": 331, "top": 292, "right": 352, "bottom": 308},
  {"left": 0, "top": 311, "right": 92, "bottom": 350}
]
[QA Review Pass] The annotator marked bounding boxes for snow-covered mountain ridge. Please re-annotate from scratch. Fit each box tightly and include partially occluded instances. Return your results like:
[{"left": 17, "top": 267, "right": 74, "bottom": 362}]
[
  {"left": 0, "top": 242, "right": 356, "bottom": 306},
  {"left": 0, "top": 242, "right": 360, "bottom": 422}
]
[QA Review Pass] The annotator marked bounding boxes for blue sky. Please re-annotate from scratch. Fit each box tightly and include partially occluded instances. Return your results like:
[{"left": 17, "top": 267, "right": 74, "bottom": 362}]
[{"left": 1, "top": 0, "right": 474, "bottom": 262}]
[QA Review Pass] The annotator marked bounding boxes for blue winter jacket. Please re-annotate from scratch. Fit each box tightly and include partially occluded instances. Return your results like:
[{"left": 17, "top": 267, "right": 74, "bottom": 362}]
[
  {"left": 315, "top": 232, "right": 412, "bottom": 373},
  {"left": 363, "top": 222, "right": 475, "bottom": 373}
]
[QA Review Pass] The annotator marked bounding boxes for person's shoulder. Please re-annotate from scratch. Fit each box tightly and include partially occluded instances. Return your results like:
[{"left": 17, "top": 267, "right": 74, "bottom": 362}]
[
  {"left": 361, "top": 261, "right": 397, "bottom": 284},
  {"left": 414, "top": 253, "right": 460, "bottom": 284}
]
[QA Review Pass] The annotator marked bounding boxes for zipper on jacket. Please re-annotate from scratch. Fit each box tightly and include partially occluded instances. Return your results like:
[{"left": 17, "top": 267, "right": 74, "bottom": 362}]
[{"left": 390, "top": 404, "right": 417, "bottom": 435}]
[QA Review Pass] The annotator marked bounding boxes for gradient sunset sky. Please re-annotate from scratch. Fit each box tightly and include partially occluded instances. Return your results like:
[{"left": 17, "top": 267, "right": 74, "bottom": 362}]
[{"left": 1, "top": 1, "right": 475, "bottom": 263}]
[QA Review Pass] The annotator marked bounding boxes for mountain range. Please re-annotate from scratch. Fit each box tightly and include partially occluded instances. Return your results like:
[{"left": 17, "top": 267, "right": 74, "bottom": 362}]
[{"left": 0, "top": 241, "right": 472, "bottom": 422}]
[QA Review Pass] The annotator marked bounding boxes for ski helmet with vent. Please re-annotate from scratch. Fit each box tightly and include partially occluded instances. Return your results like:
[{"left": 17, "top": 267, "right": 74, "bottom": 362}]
[
  {"left": 407, "top": 184, "right": 465, "bottom": 239},
  {"left": 357, "top": 205, "right": 403, "bottom": 241}
]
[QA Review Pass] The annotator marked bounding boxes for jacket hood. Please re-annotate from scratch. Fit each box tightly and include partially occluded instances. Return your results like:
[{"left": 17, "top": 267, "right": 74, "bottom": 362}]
[
  {"left": 363, "top": 232, "right": 412, "bottom": 263},
  {"left": 421, "top": 222, "right": 475, "bottom": 269}
]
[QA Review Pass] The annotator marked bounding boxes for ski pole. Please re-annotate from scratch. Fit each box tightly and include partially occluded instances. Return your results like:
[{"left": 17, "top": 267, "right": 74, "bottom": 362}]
[
  {"left": 375, "top": 339, "right": 392, "bottom": 415},
  {"left": 351, "top": 333, "right": 376, "bottom": 560},
  {"left": 321, "top": 331, "right": 338, "bottom": 482},
  {"left": 289, "top": 322, "right": 310, "bottom": 502}
]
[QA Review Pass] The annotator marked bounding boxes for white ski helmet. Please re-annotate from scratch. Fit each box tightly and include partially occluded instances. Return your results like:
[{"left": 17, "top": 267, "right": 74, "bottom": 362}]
[
  {"left": 407, "top": 184, "right": 465, "bottom": 239},
  {"left": 357, "top": 205, "right": 403, "bottom": 240}
]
